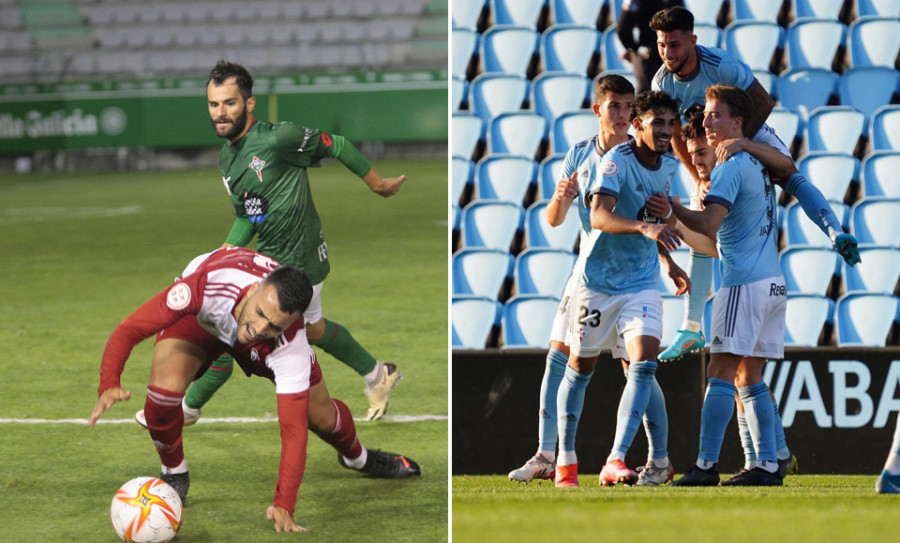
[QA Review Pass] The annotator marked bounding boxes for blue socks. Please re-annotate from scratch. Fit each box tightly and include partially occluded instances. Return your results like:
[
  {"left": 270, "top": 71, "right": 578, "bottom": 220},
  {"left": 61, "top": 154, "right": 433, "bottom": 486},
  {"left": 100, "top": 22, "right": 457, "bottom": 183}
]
[
  {"left": 739, "top": 382, "right": 777, "bottom": 468},
  {"left": 737, "top": 411, "right": 757, "bottom": 469},
  {"left": 698, "top": 378, "right": 737, "bottom": 465},
  {"left": 685, "top": 251, "right": 713, "bottom": 327},
  {"left": 537, "top": 349, "right": 568, "bottom": 456},
  {"left": 643, "top": 372, "right": 669, "bottom": 461},
  {"left": 611, "top": 361, "right": 658, "bottom": 457},
  {"left": 557, "top": 365, "right": 593, "bottom": 465},
  {"left": 784, "top": 172, "right": 842, "bottom": 240}
]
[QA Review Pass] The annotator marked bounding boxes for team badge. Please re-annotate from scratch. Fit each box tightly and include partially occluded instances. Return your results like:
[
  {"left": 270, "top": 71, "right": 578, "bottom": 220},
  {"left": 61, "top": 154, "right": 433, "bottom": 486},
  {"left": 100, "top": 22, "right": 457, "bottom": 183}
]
[
  {"left": 166, "top": 283, "right": 191, "bottom": 311},
  {"left": 249, "top": 156, "right": 266, "bottom": 182},
  {"left": 601, "top": 160, "right": 618, "bottom": 176}
]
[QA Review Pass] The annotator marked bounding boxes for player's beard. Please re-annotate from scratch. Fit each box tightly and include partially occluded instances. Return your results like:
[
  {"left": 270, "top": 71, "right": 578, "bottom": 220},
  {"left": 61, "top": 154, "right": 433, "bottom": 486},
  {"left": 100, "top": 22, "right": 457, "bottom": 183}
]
[{"left": 212, "top": 107, "right": 248, "bottom": 141}]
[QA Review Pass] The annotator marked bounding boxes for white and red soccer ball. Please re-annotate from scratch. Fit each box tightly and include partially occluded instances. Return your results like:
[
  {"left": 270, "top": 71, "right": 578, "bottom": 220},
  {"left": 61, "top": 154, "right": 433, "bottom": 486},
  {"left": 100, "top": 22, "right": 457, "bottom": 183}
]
[{"left": 110, "top": 477, "right": 182, "bottom": 543}]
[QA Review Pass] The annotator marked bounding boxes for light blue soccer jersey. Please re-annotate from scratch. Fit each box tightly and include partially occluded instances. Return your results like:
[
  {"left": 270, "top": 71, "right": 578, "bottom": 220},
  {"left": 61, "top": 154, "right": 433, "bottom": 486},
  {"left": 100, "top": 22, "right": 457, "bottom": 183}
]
[
  {"left": 704, "top": 152, "right": 780, "bottom": 287},
  {"left": 575, "top": 140, "right": 677, "bottom": 294},
  {"left": 563, "top": 136, "right": 607, "bottom": 248}
]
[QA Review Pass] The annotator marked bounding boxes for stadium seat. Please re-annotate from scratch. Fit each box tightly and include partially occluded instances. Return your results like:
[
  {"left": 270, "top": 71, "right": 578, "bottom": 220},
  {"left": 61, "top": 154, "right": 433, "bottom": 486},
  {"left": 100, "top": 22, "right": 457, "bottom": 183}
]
[
  {"left": 491, "top": 0, "right": 544, "bottom": 28},
  {"left": 538, "top": 154, "right": 567, "bottom": 200},
  {"left": 785, "top": 294, "right": 835, "bottom": 347},
  {"left": 805, "top": 106, "right": 865, "bottom": 155},
  {"left": 850, "top": 197, "right": 900, "bottom": 246},
  {"left": 732, "top": 0, "right": 783, "bottom": 23},
  {"left": 796, "top": 152, "right": 859, "bottom": 201},
  {"left": 452, "top": 156, "right": 474, "bottom": 205},
  {"left": 461, "top": 200, "right": 524, "bottom": 250},
  {"left": 524, "top": 200, "right": 581, "bottom": 250},
  {"left": 502, "top": 294, "right": 561, "bottom": 348},
  {"left": 452, "top": 113, "right": 484, "bottom": 159},
  {"left": 670, "top": 161, "right": 694, "bottom": 203},
  {"left": 839, "top": 67, "right": 900, "bottom": 132},
  {"left": 550, "top": 0, "right": 604, "bottom": 25},
  {"left": 683, "top": 0, "right": 725, "bottom": 25},
  {"left": 452, "top": 0, "right": 486, "bottom": 28},
  {"left": 452, "top": 76, "right": 467, "bottom": 111},
  {"left": 844, "top": 245, "right": 900, "bottom": 293},
  {"left": 541, "top": 24, "right": 600, "bottom": 76},
  {"left": 855, "top": 0, "right": 900, "bottom": 17},
  {"left": 452, "top": 295, "right": 501, "bottom": 349},
  {"left": 659, "top": 247, "right": 692, "bottom": 295},
  {"left": 480, "top": 25, "right": 539, "bottom": 77},
  {"left": 794, "top": 0, "right": 844, "bottom": 19},
  {"left": 785, "top": 18, "right": 846, "bottom": 71},
  {"left": 776, "top": 68, "right": 839, "bottom": 123},
  {"left": 488, "top": 111, "right": 547, "bottom": 157},
  {"left": 660, "top": 295, "right": 687, "bottom": 348},
  {"left": 601, "top": 25, "right": 631, "bottom": 72},
  {"left": 468, "top": 73, "right": 529, "bottom": 124},
  {"left": 782, "top": 199, "right": 849, "bottom": 247},
  {"left": 452, "top": 204, "right": 461, "bottom": 232},
  {"left": 868, "top": 104, "right": 900, "bottom": 152},
  {"left": 754, "top": 70, "right": 776, "bottom": 98},
  {"left": 861, "top": 151, "right": 900, "bottom": 196},
  {"left": 847, "top": 16, "right": 900, "bottom": 68},
  {"left": 475, "top": 154, "right": 537, "bottom": 204},
  {"left": 779, "top": 246, "right": 841, "bottom": 295},
  {"left": 723, "top": 20, "right": 783, "bottom": 72},
  {"left": 765, "top": 107, "right": 800, "bottom": 145},
  {"left": 514, "top": 247, "right": 577, "bottom": 297},
  {"left": 834, "top": 292, "right": 899, "bottom": 347},
  {"left": 452, "top": 248, "right": 515, "bottom": 299},
  {"left": 452, "top": 27, "right": 478, "bottom": 79},
  {"left": 530, "top": 72, "right": 590, "bottom": 128},
  {"left": 694, "top": 22, "right": 722, "bottom": 48},
  {"left": 552, "top": 110, "right": 597, "bottom": 155}
]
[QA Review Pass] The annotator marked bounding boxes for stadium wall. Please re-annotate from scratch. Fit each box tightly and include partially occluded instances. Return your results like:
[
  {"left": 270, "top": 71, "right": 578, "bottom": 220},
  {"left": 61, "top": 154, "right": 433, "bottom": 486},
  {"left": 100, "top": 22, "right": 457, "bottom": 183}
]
[
  {"left": 0, "top": 69, "right": 447, "bottom": 154},
  {"left": 453, "top": 348, "right": 900, "bottom": 475}
]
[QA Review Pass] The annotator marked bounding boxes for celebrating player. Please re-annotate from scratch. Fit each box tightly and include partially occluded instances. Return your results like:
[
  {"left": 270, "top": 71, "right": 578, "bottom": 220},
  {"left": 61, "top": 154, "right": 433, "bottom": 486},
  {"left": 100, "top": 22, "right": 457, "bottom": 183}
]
[
  {"left": 89, "top": 247, "right": 420, "bottom": 532},
  {"left": 876, "top": 413, "right": 900, "bottom": 493}
]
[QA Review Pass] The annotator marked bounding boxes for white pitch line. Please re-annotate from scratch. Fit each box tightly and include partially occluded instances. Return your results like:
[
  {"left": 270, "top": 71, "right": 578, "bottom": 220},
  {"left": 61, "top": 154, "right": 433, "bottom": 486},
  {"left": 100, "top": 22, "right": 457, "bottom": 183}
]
[{"left": 0, "top": 414, "right": 447, "bottom": 425}]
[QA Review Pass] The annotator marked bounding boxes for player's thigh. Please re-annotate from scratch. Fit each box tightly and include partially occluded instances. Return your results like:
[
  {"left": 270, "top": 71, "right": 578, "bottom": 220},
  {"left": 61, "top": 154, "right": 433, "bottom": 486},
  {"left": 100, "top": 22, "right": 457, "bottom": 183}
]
[
  {"left": 735, "top": 356, "right": 768, "bottom": 388},
  {"left": 549, "top": 274, "right": 576, "bottom": 345},
  {"left": 149, "top": 339, "right": 210, "bottom": 393},
  {"left": 566, "top": 282, "right": 625, "bottom": 358},
  {"left": 306, "top": 358, "right": 336, "bottom": 432},
  {"left": 618, "top": 289, "right": 663, "bottom": 362},
  {"left": 751, "top": 126, "right": 798, "bottom": 183},
  {"left": 303, "top": 282, "right": 325, "bottom": 341}
]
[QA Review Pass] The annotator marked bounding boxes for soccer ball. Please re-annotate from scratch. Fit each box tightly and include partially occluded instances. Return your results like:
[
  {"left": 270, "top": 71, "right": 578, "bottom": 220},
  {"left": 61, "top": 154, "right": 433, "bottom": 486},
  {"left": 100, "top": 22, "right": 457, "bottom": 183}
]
[{"left": 110, "top": 477, "right": 182, "bottom": 543}]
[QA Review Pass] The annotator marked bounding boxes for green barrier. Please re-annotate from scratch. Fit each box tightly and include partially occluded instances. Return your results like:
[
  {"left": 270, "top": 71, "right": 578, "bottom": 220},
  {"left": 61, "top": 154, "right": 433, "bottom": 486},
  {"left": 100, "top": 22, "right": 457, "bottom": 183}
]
[{"left": 0, "top": 70, "right": 448, "bottom": 154}]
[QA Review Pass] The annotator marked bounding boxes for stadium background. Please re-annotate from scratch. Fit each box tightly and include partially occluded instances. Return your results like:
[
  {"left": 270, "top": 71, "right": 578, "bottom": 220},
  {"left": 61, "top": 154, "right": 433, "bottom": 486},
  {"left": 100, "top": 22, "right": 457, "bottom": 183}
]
[
  {"left": 451, "top": 0, "right": 900, "bottom": 476},
  {"left": 0, "top": 1, "right": 448, "bottom": 541}
]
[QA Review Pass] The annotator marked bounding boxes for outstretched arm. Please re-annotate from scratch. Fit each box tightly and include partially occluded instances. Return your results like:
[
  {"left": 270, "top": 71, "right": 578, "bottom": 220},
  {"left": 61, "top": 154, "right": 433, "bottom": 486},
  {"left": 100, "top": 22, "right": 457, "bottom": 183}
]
[{"left": 590, "top": 193, "right": 684, "bottom": 251}]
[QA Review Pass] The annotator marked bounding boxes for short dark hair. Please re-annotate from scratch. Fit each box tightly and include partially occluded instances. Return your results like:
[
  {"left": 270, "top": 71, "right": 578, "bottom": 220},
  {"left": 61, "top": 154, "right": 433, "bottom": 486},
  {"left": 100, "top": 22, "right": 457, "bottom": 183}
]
[
  {"left": 706, "top": 85, "right": 753, "bottom": 135},
  {"left": 262, "top": 266, "right": 313, "bottom": 316},
  {"left": 595, "top": 74, "right": 635, "bottom": 103},
  {"left": 681, "top": 114, "right": 705, "bottom": 143},
  {"left": 207, "top": 60, "right": 254, "bottom": 101},
  {"left": 649, "top": 6, "right": 694, "bottom": 33},
  {"left": 632, "top": 90, "right": 679, "bottom": 121}
]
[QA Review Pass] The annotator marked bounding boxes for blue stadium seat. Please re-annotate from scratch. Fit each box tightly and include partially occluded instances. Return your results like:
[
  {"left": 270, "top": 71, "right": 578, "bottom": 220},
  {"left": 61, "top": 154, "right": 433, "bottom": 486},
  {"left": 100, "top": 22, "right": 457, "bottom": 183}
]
[
  {"left": 515, "top": 247, "right": 577, "bottom": 297},
  {"left": 530, "top": 71, "right": 590, "bottom": 127},
  {"left": 783, "top": 199, "right": 849, "bottom": 247},
  {"left": 468, "top": 73, "right": 529, "bottom": 124},
  {"left": 452, "top": 204, "right": 461, "bottom": 232},
  {"left": 480, "top": 25, "right": 539, "bottom": 77},
  {"left": 491, "top": 0, "right": 544, "bottom": 28},
  {"left": 452, "top": 27, "right": 478, "bottom": 79},
  {"left": 671, "top": 160, "right": 694, "bottom": 202},
  {"left": 850, "top": 196, "right": 900, "bottom": 246},
  {"left": 452, "top": 113, "right": 483, "bottom": 159},
  {"left": 861, "top": 151, "right": 900, "bottom": 196},
  {"left": 660, "top": 294, "right": 687, "bottom": 348},
  {"left": 452, "top": 295, "right": 501, "bottom": 349},
  {"left": 834, "top": 292, "right": 899, "bottom": 346},
  {"left": 683, "top": 0, "right": 726, "bottom": 25},
  {"left": 785, "top": 294, "right": 835, "bottom": 347},
  {"left": 601, "top": 24, "right": 631, "bottom": 72},
  {"left": 839, "top": 67, "right": 900, "bottom": 132},
  {"left": 452, "top": 76, "right": 467, "bottom": 111},
  {"left": 732, "top": 0, "right": 783, "bottom": 23},
  {"left": 754, "top": 69, "right": 776, "bottom": 98},
  {"left": 538, "top": 153, "right": 567, "bottom": 200},
  {"left": 723, "top": 20, "right": 783, "bottom": 72},
  {"left": 844, "top": 245, "right": 900, "bottom": 293},
  {"left": 694, "top": 22, "right": 722, "bottom": 48},
  {"left": 541, "top": 24, "right": 600, "bottom": 75},
  {"left": 488, "top": 111, "right": 547, "bottom": 157},
  {"left": 794, "top": 0, "right": 844, "bottom": 19},
  {"left": 659, "top": 247, "right": 692, "bottom": 295},
  {"left": 452, "top": 248, "right": 515, "bottom": 299},
  {"left": 552, "top": 110, "right": 596, "bottom": 154},
  {"left": 776, "top": 68, "right": 839, "bottom": 123},
  {"left": 868, "top": 104, "right": 900, "bottom": 152},
  {"left": 475, "top": 154, "right": 537, "bottom": 204},
  {"left": 796, "top": 152, "right": 858, "bottom": 201},
  {"left": 452, "top": 155, "right": 473, "bottom": 205},
  {"left": 779, "top": 246, "right": 841, "bottom": 295},
  {"left": 855, "top": 0, "right": 900, "bottom": 17},
  {"left": 785, "top": 18, "right": 846, "bottom": 70},
  {"left": 765, "top": 107, "right": 800, "bottom": 145},
  {"left": 461, "top": 200, "right": 524, "bottom": 250},
  {"left": 502, "top": 294, "right": 561, "bottom": 348},
  {"left": 550, "top": 0, "right": 605, "bottom": 25},
  {"left": 848, "top": 16, "right": 900, "bottom": 68},
  {"left": 805, "top": 106, "right": 865, "bottom": 154},
  {"left": 525, "top": 200, "right": 580, "bottom": 250},
  {"left": 452, "top": 0, "right": 486, "bottom": 29}
]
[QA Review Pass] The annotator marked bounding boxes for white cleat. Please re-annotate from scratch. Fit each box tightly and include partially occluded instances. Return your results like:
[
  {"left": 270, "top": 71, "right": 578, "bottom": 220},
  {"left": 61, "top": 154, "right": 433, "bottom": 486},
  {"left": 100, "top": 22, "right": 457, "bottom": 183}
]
[
  {"left": 135, "top": 399, "right": 202, "bottom": 429},
  {"left": 508, "top": 454, "right": 556, "bottom": 483},
  {"left": 364, "top": 362, "right": 402, "bottom": 421}
]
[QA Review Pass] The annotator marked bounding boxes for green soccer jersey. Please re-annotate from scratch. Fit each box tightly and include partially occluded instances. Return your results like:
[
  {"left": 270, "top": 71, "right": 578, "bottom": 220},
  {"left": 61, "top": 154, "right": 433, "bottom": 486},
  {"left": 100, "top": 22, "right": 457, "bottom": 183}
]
[{"left": 218, "top": 120, "right": 333, "bottom": 284}]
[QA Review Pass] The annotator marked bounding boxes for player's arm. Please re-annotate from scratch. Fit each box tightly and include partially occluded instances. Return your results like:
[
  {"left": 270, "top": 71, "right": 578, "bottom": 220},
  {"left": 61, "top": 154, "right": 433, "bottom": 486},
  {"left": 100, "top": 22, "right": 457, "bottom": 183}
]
[
  {"left": 269, "top": 390, "right": 310, "bottom": 532},
  {"left": 589, "top": 193, "right": 683, "bottom": 251},
  {"left": 546, "top": 171, "right": 578, "bottom": 226},
  {"left": 713, "top": 138, "right": 792, "bottom": 179},
  {"left": 658, "top": 246, "right": 691, "bottom": 295},
  {"left": 671, "top": 199, "right": 728, "bottom": 240},
  {"left": 647, "top": 193, "right": 719, "bottom": 257},
  {"left": 223, "top": 217, "right": 256, "bottom": 248},
  {"left": 744, "top": 80, "right": 775, "bottom": 138}
]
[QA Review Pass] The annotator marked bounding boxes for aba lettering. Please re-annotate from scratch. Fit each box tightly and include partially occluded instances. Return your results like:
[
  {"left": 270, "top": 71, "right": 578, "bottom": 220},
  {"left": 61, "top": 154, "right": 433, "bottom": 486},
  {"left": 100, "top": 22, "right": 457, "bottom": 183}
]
[{"left": 241, "top": 190, "right": 269, "bottom": 224}]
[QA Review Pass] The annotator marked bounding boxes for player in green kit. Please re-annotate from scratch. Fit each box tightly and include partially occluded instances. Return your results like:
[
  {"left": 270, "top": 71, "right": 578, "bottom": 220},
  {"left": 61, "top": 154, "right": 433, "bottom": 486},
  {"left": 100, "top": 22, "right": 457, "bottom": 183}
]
[{"left": 135, "top": 60, "right": 405, "bottom": 427}]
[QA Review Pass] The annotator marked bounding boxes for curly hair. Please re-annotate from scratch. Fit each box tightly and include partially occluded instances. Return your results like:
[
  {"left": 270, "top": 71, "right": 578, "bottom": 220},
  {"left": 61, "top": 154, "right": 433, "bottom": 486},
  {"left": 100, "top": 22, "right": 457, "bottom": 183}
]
[
  {"left": 631, "top": 90, "right": 680, "bottom": 121},
  {"left": 649, "top": 6, "right": 694, "bottom": 33}
]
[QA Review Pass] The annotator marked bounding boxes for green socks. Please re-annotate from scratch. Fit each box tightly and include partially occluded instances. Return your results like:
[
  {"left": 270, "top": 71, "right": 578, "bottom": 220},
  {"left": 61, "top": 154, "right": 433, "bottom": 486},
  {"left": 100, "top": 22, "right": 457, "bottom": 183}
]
[
  {"left": 310, "top": 319, "right": 377, "bottom": 376},
  {"left": 184, "top": 355, "right": 234, "bottom": 410}
]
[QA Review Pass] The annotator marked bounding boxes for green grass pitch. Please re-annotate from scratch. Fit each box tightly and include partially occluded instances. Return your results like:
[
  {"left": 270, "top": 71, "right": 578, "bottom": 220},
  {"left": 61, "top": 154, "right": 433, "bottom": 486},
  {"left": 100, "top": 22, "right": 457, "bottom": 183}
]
[
  {"left": 0, "top": 158, "right": 448, "bottom": 542},
  {"left": 453, "top": 474, "right": 898, "bottom": 542}
]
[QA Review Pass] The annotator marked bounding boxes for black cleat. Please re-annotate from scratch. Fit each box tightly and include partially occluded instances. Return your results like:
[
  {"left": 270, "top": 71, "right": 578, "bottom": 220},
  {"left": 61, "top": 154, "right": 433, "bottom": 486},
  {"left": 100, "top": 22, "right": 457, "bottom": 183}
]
[
  {"left": 721, "top": 466, "right": 782, "bottom": 486},
  {"left": 160, "top": 471, "right": 190, "bottom": 506},
  {"left": 721, "top": 468, "right": 750, "bottom": 485},
  {"left": 778, "top": 454, "right": 799, "bottom": 479},
  {"left": 671, "top": 464, "right": 720, "bottom": 486},
  {"left": 339, "top": 449, "right": 421, "bottom": 478}
]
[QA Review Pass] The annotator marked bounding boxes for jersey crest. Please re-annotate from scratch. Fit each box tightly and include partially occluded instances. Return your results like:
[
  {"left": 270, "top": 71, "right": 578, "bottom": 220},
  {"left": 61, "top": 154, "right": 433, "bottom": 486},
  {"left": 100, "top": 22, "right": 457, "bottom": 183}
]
[{"left": 249, "top": 155, "right": 266, "bottom": 182}]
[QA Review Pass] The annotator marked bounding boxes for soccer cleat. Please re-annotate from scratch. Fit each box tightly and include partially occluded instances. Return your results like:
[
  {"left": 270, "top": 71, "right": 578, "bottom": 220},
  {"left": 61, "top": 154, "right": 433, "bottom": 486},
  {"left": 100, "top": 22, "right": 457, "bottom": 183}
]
[
  {"left": 338, "top": 449, "right": 421, "bottom": 478},
  {"left": 635, "top": 460, "right": 675, "bottom": 486},
  {"left": 875, "top": 470, "right": 900, "bottom": 494},
  {"left": 555, "top": 463, "right": 578, "bottom": 487},
  {"left": 778, "top": 454, "right": 799, "bottom": 479},
  {"left": 508, "top": 454, "right": 555, "bottom": 483},
  {"left": 720, "top": 466, "right": 782, "bottom": 486},
  {"left": 160, "top": 471, "right": 190, "bottom": 506},
  {"left": 658, "top": 330, "right": 706, "bottom": 362},
  {"left": 598, "top": 459, "right": 638, "bottom": 486},
  {"left": 671, "top": 464, "right": 720, "bottom": 486},
  {"left": 135, "top": 399, "right": 201, "bottom": 429},
  {"left": 833, "top": 233, "right": 861, "bottom": 267},
  {"left": 364, "top": 362, "right": 402, "bottom": 421},
  {"left": 722, "top": 468, "right": 750, "bottom": 486}
]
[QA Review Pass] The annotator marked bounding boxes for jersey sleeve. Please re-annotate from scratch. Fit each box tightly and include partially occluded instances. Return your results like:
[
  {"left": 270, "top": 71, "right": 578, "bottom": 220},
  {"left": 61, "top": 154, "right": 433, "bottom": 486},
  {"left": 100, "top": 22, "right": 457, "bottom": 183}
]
[
  {"left": 265, "top": 324, "right": 314, "bottom": 395},
  {"left": 274, "top": 122, "right": 332, "bottom": 168},
  {"left": 704, "top": 160, "right": 741, "bottom": 210},
  {"left": 587, "top": 151, "right": 624, "bottom": 205},
  {"left": 716, "top": 56, "right": 755, "bottom": 91},
  {"left": 561, "top": 144, "right": 578, "bottom": 178},
  {"left": 272, "top": 390, "right": 309, "bottom": 516}
]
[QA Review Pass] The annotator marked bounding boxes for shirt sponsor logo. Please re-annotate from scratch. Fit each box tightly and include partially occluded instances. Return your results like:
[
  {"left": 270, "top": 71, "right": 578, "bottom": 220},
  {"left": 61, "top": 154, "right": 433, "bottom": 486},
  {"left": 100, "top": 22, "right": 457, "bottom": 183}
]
[
  {"left": 242, "top": 190, "right": 269, "bottom": 224},
  {"left": 601, "top": 160, "right": 618, "bottom": 176},
  {"left": 249, "top": 156, "right": 266, "bottom": 182},
  {"left": 166, "top": 283, "right": 191, "bottom": 311},
  {"left": 769, "top": 283, "right": 786, "bottom": 296}
]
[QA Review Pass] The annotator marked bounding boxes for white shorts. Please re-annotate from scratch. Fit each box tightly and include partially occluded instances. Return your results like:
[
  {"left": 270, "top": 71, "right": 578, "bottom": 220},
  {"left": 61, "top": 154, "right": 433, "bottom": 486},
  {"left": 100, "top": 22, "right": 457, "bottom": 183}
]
[
  {"left": 305, "top": 282, "right": 324, "bottom": 325},
  {"left": 709, "top": 275, "right": 786, "bottom": 359},
  {"left": 752, "top": 124, "right": 793, "bottom": 158},
  {"left": 551, "top": 274, "right": 628, "bottom": 359},
  {"left": 566, "top": 282, "right": 661, "bottom": 358}
]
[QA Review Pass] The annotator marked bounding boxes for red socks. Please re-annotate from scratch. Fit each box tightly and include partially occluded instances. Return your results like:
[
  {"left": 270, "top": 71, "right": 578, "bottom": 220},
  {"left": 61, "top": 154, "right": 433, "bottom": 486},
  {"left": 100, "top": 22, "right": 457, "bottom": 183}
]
[
  {"left": 144, "top": 385, "right": 185, "bottom": 469},
  {"left": 312, "top": 399, "right": 363, "bottom": 459}
]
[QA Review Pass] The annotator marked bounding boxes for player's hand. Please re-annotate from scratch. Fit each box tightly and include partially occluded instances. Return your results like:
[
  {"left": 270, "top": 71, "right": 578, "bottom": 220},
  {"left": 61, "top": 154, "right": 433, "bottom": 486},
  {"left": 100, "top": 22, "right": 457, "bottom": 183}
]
[
  {"left": 554, "top": 172, "right": 579, "bottom": 201},
  {"left": 833, "top": 233, "right": 861, "bottom": 267},
  {"left": 641, "top": 223, "right": 683, "bottom": 251},
  {"left": 374, "top": 175, "right": 407, "bottom": 197},
  {"left": 645, "top": 192, "right": 671, "bottom": 219},
  {"left": 715, "top": 138, "right": 747, "bottom": 163},
  {"left": 266, "top": 506, "right": 307, "bottom": 533},
  {"left": 620, "top": 49, "right": 633, "bottom": 62},
  {"left": 88, "top": 386, "right": 131, "bottom": 427},
  {"left": 664, "top": 261, "right": 691, "bottom": 296}
]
